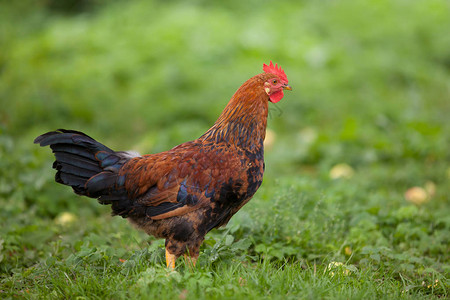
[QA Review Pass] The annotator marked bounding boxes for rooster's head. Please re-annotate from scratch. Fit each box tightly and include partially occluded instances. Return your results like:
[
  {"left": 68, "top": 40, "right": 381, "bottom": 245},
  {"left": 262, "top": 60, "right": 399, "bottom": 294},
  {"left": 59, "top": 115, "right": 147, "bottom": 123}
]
[{"left": 262, "top": 61, "right": 292, "bottom": 103}]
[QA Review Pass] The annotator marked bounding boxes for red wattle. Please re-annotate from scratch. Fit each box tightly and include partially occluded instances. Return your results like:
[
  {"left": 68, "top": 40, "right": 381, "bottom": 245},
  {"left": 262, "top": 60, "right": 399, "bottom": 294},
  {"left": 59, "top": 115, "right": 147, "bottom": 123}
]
[{"left": 269, "top": 91, "right": 284, "bottom": 103}]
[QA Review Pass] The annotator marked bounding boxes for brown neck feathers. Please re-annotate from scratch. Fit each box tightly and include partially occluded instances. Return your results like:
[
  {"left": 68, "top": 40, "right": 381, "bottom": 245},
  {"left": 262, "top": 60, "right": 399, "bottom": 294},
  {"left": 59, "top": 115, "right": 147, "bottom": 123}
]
[{"left": 200, "top": 75, "right": 269, "bottom": 152}]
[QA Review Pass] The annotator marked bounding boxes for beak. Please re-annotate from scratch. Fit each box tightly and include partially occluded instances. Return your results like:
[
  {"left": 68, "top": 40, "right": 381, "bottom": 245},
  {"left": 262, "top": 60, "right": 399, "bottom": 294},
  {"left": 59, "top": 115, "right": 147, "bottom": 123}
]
[{"left": 283, "top": 84, "right": 292, "bottom": 91}]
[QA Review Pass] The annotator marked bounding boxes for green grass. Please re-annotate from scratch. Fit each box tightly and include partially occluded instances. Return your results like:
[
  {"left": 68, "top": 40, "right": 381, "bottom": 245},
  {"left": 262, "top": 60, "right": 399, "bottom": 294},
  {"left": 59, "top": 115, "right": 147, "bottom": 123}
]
[{"left": 0, "top": 0, "right": 449, "bottom": 298}]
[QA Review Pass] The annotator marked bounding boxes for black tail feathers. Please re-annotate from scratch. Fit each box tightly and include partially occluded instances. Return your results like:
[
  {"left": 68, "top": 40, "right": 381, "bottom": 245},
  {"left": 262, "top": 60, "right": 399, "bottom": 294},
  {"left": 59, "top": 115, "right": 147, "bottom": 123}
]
[{"left": 35, "top": 130, "right": 137, "bottom": 211}]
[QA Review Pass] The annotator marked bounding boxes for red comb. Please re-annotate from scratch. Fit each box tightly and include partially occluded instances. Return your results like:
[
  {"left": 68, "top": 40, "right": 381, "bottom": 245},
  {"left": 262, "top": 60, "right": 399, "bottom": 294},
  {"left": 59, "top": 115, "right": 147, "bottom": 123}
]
[{"left": 263, "top": 61, "right": 288, "bottom": 83}]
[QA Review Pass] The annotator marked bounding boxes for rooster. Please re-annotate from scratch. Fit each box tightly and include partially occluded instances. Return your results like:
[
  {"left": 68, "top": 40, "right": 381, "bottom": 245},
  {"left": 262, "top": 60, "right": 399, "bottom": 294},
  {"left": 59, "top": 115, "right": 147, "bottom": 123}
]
[{"left": 35, "top": 62, "right": 291, "bottom": 268}]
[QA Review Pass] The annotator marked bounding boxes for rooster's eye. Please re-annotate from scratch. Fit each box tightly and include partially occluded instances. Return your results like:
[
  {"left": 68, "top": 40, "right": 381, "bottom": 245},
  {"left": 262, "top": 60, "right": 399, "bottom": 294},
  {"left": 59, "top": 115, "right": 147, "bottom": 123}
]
[{"left": 272, "top": 79, "right": 278, "bottom": 84}]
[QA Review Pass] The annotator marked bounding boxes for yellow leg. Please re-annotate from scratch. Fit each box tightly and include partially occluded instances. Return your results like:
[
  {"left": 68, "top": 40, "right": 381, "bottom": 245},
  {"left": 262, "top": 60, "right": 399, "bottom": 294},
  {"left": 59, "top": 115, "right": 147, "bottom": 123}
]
[
  {"left": 183, "top": 254, "right": 198, "bottom": 268},
  {"left": 165, "top": 248, "right": 177, "bottom": 269}
]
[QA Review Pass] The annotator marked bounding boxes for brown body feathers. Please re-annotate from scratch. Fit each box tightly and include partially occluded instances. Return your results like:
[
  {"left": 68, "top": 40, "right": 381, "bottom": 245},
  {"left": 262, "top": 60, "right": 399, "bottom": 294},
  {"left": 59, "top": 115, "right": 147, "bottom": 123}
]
[{"left": 35, "top": 62, "right": 291, "bottom": 268}]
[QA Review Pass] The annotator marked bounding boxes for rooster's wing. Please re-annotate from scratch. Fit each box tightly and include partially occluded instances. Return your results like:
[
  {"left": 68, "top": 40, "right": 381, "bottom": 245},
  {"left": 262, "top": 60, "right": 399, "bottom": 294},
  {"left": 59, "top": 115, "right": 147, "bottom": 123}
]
[{"left": 116, "top": 141, "right": 244, "bottom": 220}]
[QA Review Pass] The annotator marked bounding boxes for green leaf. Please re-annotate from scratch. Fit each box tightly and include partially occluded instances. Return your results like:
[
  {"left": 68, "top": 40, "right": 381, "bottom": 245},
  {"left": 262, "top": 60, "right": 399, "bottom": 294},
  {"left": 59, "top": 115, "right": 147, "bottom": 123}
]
[
  {"left": 231, "top": 239, "right": 251, "bottom": 251},
  {"left": 370, "top": 254, "right": 380, "bottom": 262},
  {"left": 225, "top": 235, "right": 234, "bottom": 246}
]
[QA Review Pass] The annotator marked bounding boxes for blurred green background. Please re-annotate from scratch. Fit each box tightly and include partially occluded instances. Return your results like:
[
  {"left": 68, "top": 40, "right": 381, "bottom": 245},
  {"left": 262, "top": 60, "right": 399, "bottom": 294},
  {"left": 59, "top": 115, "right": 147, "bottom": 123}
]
[{"left": 0, "top": 0, "right": 449, "bottom": 297}]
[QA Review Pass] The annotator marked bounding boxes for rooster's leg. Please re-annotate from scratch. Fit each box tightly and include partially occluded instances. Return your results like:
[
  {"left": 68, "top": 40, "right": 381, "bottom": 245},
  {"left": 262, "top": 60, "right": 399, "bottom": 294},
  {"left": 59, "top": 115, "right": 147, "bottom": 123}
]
[
  {"left": 183, "top": 254, "right": 198, "bottom": 268},
  {"left": 165, "top": 248, "right": 177, "bottom": 269}
]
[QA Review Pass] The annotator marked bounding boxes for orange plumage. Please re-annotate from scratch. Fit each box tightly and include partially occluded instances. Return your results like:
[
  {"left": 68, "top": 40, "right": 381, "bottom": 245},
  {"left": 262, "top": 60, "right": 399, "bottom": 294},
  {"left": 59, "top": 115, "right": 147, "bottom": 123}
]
[{"left": 35, "top": 62, "right": 291, "bottom": 268}]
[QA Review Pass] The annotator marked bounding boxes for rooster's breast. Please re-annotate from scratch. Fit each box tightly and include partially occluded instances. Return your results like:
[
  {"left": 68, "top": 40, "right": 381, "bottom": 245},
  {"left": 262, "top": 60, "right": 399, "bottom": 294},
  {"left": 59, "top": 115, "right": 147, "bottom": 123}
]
[{"left": 197, "top": 145, "right": 264, "bottom": 231}]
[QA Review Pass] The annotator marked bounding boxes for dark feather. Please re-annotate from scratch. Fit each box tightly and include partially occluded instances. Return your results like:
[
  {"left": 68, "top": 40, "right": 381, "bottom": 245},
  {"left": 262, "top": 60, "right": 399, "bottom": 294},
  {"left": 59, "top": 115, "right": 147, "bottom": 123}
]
[
  {"left": 54, "top": 152, "right": 102, "bottom": 172},
  {"left": 50, "top": 144, "right": 97, "bottom": 160},
  {"left": 57, "top": 172, "right": 87, "bottom": 189},
  {"left": 146, "top": 202, "right": 185, "bottom": 217},
  {"left": 85, "top": 172, "right": 118, "bottom": 197},
  {"left": 55, "top": 162, "right": 97, "bottom": 178},
  {"left": 35, "top": 129, "right": 132, "bottom": 202}
]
